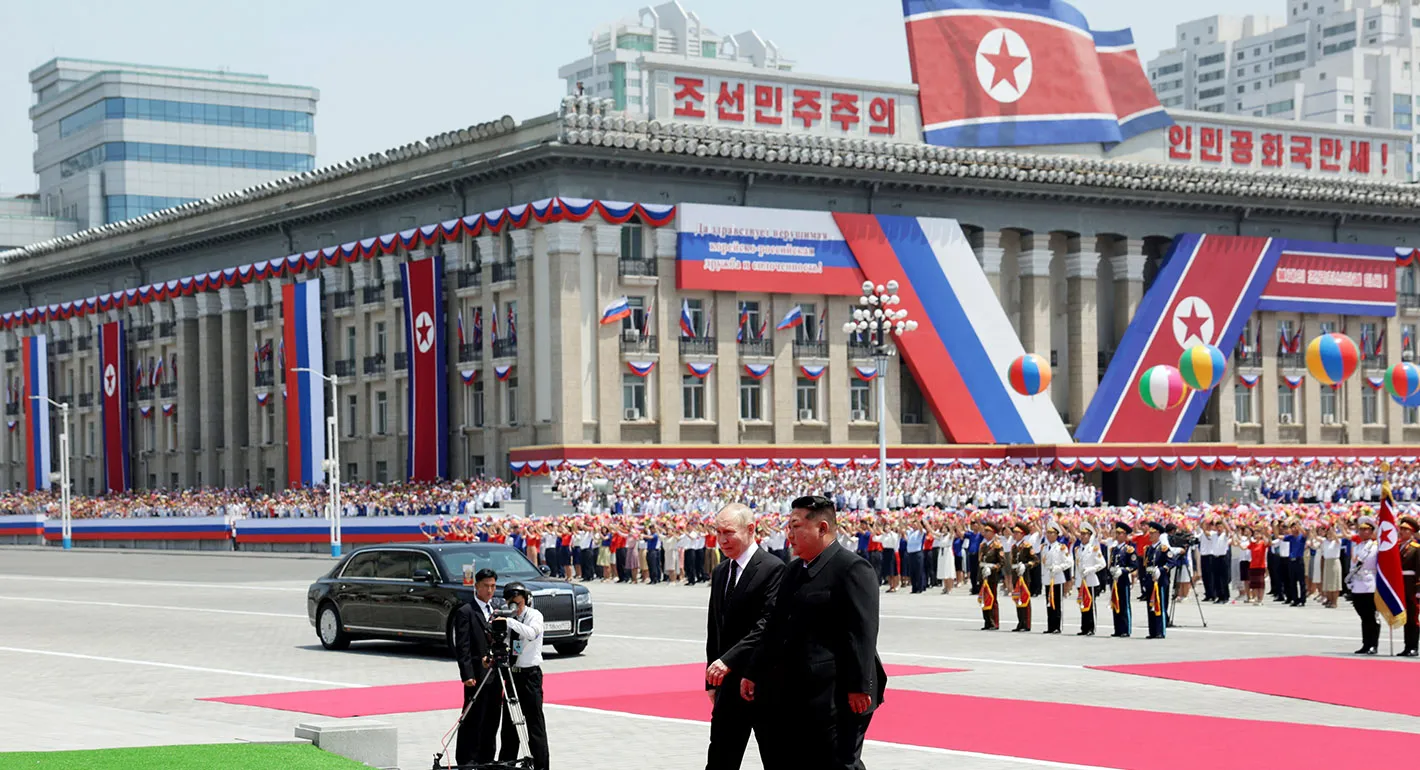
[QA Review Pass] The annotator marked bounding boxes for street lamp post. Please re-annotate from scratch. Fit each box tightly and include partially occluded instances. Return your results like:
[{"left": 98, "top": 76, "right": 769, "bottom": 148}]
[
  {"left": 843, "top": 280, "right": 917, "bottom": 509},
  {"left": 294, "top": 367, "right": 341, "bottom": 558},
  {"left": 31, "top": 395, "right": 72, "bottom": 550}
]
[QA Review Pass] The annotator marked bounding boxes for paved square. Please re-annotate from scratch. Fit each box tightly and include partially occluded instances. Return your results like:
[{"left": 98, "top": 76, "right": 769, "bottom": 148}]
[{"left": 0, "top": 547, "right": 1415, "bottom": 769}]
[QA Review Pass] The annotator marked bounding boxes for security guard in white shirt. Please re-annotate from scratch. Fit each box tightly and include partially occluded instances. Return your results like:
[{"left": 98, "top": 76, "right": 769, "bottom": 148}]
[{"left": 496, "top": 582, "right": 550, "bottom": 769}]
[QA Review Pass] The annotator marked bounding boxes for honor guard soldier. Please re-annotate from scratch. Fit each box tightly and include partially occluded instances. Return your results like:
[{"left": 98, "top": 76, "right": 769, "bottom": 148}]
[
  {"left": 1074, "top": 522, "right": 1107, "bottom": 636},
  {"left": 1042, "top": 521, "right": 1073, "bottom": 634},
  {"left": 1399, "top": 516, "right": 1420, "bottom": 657},
  {"left": 1109, "top": 522, "right": 1136, "bottom": 637},
  {"left": 1140, "top": 522, "right": 1171, "bottom": 639},
  {"left": 1009, "top": 523, "right": 1038, "bottom": 632},
  {"left": 978, "top": 522, "right": 1005, "bottom": 630}
]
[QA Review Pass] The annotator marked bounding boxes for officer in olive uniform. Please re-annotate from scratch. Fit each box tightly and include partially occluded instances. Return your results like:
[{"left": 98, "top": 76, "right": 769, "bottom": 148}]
[
  {"left": 1398, "top": 515, "right": 1420, "bottom": 657},
  {"left": 978, "top": 522, "right": 1006, "bottom": 630},
  {"left": 1140, "top": 522, "right": 1171, "bottom": 639},
  {"left": 1109, "top": 522, "right": 1136, "bottom": 638},
  {"left": 1010, "top": 523, "right": 1039, "bottom": 632}
]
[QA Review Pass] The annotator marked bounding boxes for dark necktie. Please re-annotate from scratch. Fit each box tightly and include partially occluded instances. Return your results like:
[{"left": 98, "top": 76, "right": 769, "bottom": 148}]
[{"left": 726, "top": 559, "right": 739, "bottom": 601}]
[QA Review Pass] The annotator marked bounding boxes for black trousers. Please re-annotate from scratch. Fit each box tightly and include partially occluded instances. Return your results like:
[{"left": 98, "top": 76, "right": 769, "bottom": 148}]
[
  {"left": 707, "top": 677, "right": 773, "bottom": 770},
  {"left": 1144, "top": 574, "right": 1168, "bottom": 638},
  {"left": 1405, "top": 578, "right": 1420, "bottom": 652},
  {"left": 1285, "top": 559, "right": 1304, "bottom": 603},
  {"left": 1268, "top": 552, "right": 1284, "bottom": 598},
  {"left": 498, "top": 667, "right": 549, "bottom": 770},
  {"left": 868, "top": 551, "right": 883, "bottom": 583},
  {"left": 1202, "top": 555, "right": 1229, "bottom": 600},
  {"left": 647, "top": 549, "right": 662, "bottom": 583},
  {"left": 761, "top": 695, "right": 871, "bottom": 770},
  {"left": 1112, "top": 579, "right": 1132, "bottom": 636},
  {"left": 455, "top": 677, "right": 502, "bottom": 766},
  {"left": 1029, "top": 563, "right": 1043, "bottom": 596},
  {"left": 1045, "top": 585, "right": 1063, "bottom": 632},
  {"left": 966, "top": 553, "right": 981, "bottom": 593},
  {"left": 1079, "top": 587, "right": 1096, "bottom": 634},
  {"left": 615, "top": 547, "right": 629, "bottom": 581},
  {"left": 580, "top": 548, "right": 596, "bottom": 580},
  {"left": 906, "top": 551, "right": 925, "bottom": 593},
  {"left": 1352, "top": 592, "right": 1381, "bottom": 650}
]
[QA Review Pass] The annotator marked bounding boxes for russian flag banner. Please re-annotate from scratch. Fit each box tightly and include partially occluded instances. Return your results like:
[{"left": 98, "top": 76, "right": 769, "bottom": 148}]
[
  {"left": 21, "top": 335, "right": 50, "bottom": 491},
  {"left": 402, "top": 257, "right": 449, "bottom": 481},
  {"left": 98, "top": 321, "right": 131, "bottom": 493},
  {"left": 282, "top": 281, "right": 326, "bottom": 488},
  {"left": 902, "top": 0, "right": 1171, "bottom": 148}
]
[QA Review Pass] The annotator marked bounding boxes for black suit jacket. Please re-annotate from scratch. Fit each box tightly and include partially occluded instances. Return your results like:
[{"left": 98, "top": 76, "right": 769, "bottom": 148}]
[
  {"left": 454, "top": 599, "right": 496, "bottom": 685},
  {"left": 706, "top": 546, "right": 784, "bottom": 689},
  {"left": 749, "top": 540, "right": 887, "bottom": 714}
]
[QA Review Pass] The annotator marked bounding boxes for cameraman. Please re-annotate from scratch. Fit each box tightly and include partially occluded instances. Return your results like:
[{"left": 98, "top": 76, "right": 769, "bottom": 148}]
[{"left": 496, "top": 582, "right": 549, "bottom": 770}]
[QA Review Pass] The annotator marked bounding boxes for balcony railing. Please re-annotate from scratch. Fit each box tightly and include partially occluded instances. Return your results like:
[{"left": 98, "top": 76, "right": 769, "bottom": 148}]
[
  {"left": 332, "top": 290, "right": 356, "bottom": 310},
  {"left": 1400, "top": 292, "right": 1420, "bottom": 309},
  {"left": 1363, "top": 352, "right": 1388, "bottom": 371},
  {"left": 77, "top": 336, "right": 91, "bottom": 352},
  {"left": 362, "top": 286, "right": 386, "bottom": 305},
  {"left": 793, "top": 340, "right": 828, "bottom": 358},
  {"left": 738, "top": 338, "right": 774, "bottom": 357},
  {"left": 617, "top": 259, "right": 657, "bottom": 277},
  {"left": 847, "top": 340, "right": 875, "bottom": 359},
  {"left": 133, "top": 325, "right": 154, "bottom": 341},
  {"left": 53, "top": 339, "right": 71, "bottom": 356},
  {"left": 159, "top": 383, "right": 177, "bottom": 398},
  {"left": 621, "top": 333, "right": 659, "bottom": 354},
  {"left": 4, "top": 403, "right": 17, "bottom": 416},
  {"left": 1234, "top": 350, "right": 1262, "bottom": 367},
  {"left": 136, "top": 386, "right": 154, "bottom": 401},
  {"left": 364, "top": 355, "right": 387, "bottom": 375},
  {"left": 254, "top": 369, "right": 275, "bottom": 387},
  {"left": 252, "top": 305, "right": 274, "bottom": 323},
  {"left": 1277, "top": 353, "right": 1305, "bottom": 369},
  {"left": 679, "top": 337, "right": 717, "bottom": 356},
  {"left": 459, "top": 343, "right": 479, "bottom": 363},
  {"left": 490, "top": 262, "right": 517, "bottom": 284},
  {"left": 158, "top": 322, "right": 176, "bottom": 339},
  {"left": 456, "top": 268, "right": 483, "bottom": 289},
  {"left": 78, "top": 393, "right": 94, "bottom": 408},
  {"left": 492, "top": 339, "right": 518, "bottom": 359},
  {"left": 394, "top": 351, "right": 408, "bottom": 371},
  {"left": 333, "top": 359, "right": 356, "bottom": 378}
]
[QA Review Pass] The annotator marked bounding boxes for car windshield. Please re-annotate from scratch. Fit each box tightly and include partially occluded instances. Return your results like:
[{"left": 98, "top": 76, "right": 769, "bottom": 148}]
[{"left": 438, "top": 546, "right": 543, "bottom": 583}]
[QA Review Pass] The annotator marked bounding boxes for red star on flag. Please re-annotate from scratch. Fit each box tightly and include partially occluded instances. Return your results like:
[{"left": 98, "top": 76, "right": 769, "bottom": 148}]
[
  {"left": 1177, "top": 305, "right": 1210, "bottom": 342},
  {"left": 981, "top": 38, "right": 1028, "bottom": 90}
]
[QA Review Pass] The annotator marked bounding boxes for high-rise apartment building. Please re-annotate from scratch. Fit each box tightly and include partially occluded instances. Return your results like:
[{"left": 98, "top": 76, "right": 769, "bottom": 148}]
[{"left": 28, "top": 58, "right": 319, "bottom": 228}]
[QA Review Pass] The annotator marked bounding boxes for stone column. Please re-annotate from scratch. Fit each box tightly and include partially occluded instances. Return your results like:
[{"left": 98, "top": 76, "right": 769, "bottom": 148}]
[
  {"left": 1109, "top": 246, "right": 1147, "bottom": 347},
  {"left": 1258, "top": 312, "right": 1278, "bottom": 444},
  {"left": 1217, "top": 366, "right": 1236, "bottom": 443},
  {"left": 654, "top": 228, "right": 680, "bottom": 444},
  {"left": 195, "top": 293, "right": 223, "bottom": 487},
  {"left": 973, "top": 233, "right": 1007, "bottom": 307},
  {"left": 593, "top": 225, "right": 622, "bottom": 443},
  {"left": 1064, "top": 248, "right": 1099, "bottom": 427},
  {"left": 772, "top": 296, "right": 794, "bottom": 444},
  {"left": 716, "top": 299, "right": 738, "bottom": 445},
  {"left": 1017, "top": 244, "right": 1053, "bottom": 360},
  {"left": 828, "top": 297, "right": 850, "bottom": 444},
  {"left": 1303, "top": 379, "right": 1322, "bottom": 444},
  {"left": 240, "top": 283, "right": 264, "bottom": 486},
  {"left": 544, "top": 222, "right": 586, "bottom": 444},
  {"left": 1387, "top": 313, "right": 1404, "bottom": 442}
]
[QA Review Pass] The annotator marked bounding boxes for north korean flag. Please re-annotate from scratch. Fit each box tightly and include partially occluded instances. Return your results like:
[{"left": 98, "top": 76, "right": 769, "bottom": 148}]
[
  {"left": 902, "top": 0, "right": 1171, "bottom": 148},
  {"left": 98, "top": 321, "right": 131, "bottom": 493},
  {"left": 401, "top": 257, "right": 449, "bottom": 481}
]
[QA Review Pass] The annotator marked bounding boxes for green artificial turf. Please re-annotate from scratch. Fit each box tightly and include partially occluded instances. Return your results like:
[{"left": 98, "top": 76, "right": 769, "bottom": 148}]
[{"left": 0, "top": 742, "right": 370, "bottom": 769}]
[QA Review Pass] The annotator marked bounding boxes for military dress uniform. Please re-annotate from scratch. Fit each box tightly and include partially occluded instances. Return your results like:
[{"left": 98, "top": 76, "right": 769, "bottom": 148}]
[
  {"left": 1140, "top": 523, "right": 1171, "bottom": 639},
  {"left": 1399, "top": 516, "right": 1420, "bottom": 657},
  {"left": 978, "top": 527, "right": 1006, "bottom": 630},
  {"left": 1109, "top": 523, "right": 1136, "bottom": 638},
  {"left": 1074, "top": 528, "right": 1107, "bottom": 636},
  {"left": 1042, "top": 527, "right": 1074, "bottom": 634},
  {"left": 1010, "top": 527, "right": 1039, "bottom": 632}
]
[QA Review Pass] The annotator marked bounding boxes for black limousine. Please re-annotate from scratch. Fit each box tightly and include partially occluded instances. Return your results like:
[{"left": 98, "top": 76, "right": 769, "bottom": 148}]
[{"left": 306, "top": 542, "right": 593, "bottom": 655}]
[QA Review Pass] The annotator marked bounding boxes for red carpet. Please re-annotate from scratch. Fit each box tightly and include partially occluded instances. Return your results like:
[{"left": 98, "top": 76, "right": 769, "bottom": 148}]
[
  {"left": 558, "top": 688, "right": 1420, "bottom": 769},
  {"left": 201, "top": 662, "right": 961, "bottom": 718},
  {"left": 1090, "top": 655, "right": 1420, "bottom": 717}
]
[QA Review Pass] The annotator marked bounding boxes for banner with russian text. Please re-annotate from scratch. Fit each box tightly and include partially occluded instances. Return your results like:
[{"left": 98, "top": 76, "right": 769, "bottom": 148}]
[
  {"left": 282, "top": 281, "right": 325, "bottom": 487},
  {"left": 21, "top": 335, "right": 50, "bottom": 491},
  {"left": 402, "top": 257, "right": 449, "bottom": 481},
  {"left": 98, "top": 321, "right": 131, "bottom": 493},
  {"left": 1257, "top": 244, "right": 1397, "bottom": 316}
]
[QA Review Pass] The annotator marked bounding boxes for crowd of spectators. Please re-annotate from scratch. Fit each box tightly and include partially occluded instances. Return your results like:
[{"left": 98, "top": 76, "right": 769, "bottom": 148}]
[{"left": 1245, "top": 460, "right": 1420, "bottom": 503}]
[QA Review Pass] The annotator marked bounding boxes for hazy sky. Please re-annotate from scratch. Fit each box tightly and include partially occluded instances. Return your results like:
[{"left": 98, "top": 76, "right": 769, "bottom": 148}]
[{"left": 0, "top": 0, "right": 1282, "bottom": 195}]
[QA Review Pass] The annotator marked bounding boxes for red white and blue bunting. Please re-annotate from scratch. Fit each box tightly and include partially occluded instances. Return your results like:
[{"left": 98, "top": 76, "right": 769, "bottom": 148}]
[
  {"left": 495, "top": 365, "right": 514, "bottom": 382},
  {"left": 1283, "top": 375, "right": 1304, "bottom": 390},
  {"left": 0, "top": 198, "right": 676, "bottom": 331},
  {"left": 686, "top": 362, "right": 714, "bottom": 378},
  {"left": 1396, "top": 246, "right": 1418, "bottom": 267},
  {"left": 854, "top": 365, "right": 879, "bottom": 381},
  {"left": 626, "top": 361, "right": 657, "bottom": 377},
  {"left": 161, "top": 403, "right": 176, "bottom": 417},
  {"left": 1366, "top": 376, "right": 1386, "bottom": 390},
  {"left": 255, "top": 392, "right": 272, "bottom": 406},
  {"left": 799, "top": 364, "right": 827, "bottom": 381},
  {"left": 5, "top": 420, "right": 15, "bottom": 432},
  {"left": 282, "top": 387, "right": 288, "bottom": 401},
  {"left": 139, "top": 406, "right": 154, "bottom": 419},
  {"left": 1238, "top": 374, "right": 1260, "bottom": 389},
  {"left": 460, "top": 369, "right": 478, "bottom": 385},
  {"left": 743, "top": 363, "right": 771, "bottom": 380}
]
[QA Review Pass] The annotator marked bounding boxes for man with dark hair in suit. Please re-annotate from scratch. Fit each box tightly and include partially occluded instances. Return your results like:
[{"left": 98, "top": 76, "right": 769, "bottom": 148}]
[
  {"left": 741, "top": 495, "right": 886, "bottom": 770},
  {"left": 704, "top": 503, "right": 784, "bottom": 770},
  {"left": 454, "top": 567, "right": 501, "bottom": 767}
]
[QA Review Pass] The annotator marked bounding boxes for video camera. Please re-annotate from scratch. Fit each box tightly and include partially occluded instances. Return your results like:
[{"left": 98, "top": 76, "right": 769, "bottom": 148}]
[{"left": 486, "top": 606, "right": 518, "bottom": 667}]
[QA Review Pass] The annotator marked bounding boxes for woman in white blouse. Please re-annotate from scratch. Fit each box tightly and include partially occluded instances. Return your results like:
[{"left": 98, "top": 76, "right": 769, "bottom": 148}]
[{"left": 1319, "top": 526, "right": 1343, "bottom": 608}]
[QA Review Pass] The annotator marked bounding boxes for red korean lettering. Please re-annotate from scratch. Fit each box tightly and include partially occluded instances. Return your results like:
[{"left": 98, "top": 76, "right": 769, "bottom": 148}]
[
  {"left": 868, "top": 97, "right": 896, "bottom": 136},
  {"left": 1382, "top": 142, "right": 1390, "bottom": 176},
  {"left": 829, "top": 92, "right": 860, "bottom": 131},
  {"left": 1288, "top": 135, "right": 1313, "bottom": 169},
  {"left": 1229, "top": 130, "right": 1254, "bottom": 165},
  {"left": 673, "top": 77, "right": 706, "bottom": 118},
  {"left": 792, "top": 88, "right": 822, "bottom": 128},
  {"left": 1318, "top": 137, "right": 1342, "bottom": 172},
  {"left": 1199, "top": 127, "right": 1223, "bottom": 163},
  {"left": 1167, "top": 125, "right": 1192, "bottom": 160},
  {"left": 1260, "top": 133, "right": 1284, "bottom": 168},
  {"left": 1349, "top": 140, "right": 1371, "bottom": 174},
  {"left": 716, "top": 81, "right": 745, "bottom": 122},
  {"left": 753, "top": 85, "right": 783, "bottom": 126}
]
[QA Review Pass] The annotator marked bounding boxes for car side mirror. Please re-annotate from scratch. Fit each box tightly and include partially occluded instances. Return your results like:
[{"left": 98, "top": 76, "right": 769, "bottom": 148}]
[
  {"left": 539, "top": 565, "right": 551, "bottom": 576},
  {"left": 412, "top": 569, "right": 436, "bottom": 583}
]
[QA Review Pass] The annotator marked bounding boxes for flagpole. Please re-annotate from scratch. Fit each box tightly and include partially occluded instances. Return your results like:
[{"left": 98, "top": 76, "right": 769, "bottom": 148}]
[{"left": 1383, "top": 460, "right": 1395, "bottom": 656}]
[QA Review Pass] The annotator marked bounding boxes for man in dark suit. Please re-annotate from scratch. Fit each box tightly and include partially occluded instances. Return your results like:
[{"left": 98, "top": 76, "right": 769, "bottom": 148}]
[
  {"left": 705, "top": 503, "right": 784, "bottom": 770},
  {"left": 454, "top": 568, "right": 501, "bottom": 767},
  {"left": 742, "top": 495, "right": 887, "bottom": 770}
]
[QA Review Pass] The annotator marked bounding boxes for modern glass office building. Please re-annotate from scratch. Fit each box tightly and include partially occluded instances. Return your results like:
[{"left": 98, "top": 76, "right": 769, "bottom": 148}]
[{"left": 29, "top": 58, "right": 318, "bottom": 228}]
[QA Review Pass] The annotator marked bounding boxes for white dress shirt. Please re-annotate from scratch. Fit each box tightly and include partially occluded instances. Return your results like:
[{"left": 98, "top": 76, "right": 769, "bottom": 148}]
[
  {"left": 728, "top": 542, "right": 759, "bottom": 592},
  {"left": 504, "top": 605, "right": 545, "bottom": 668}
]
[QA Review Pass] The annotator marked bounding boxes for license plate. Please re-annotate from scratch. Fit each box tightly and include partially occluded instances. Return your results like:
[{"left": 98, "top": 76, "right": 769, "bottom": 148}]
[{"left": 544, "top": 621, "right": 572, "bottom": 632}]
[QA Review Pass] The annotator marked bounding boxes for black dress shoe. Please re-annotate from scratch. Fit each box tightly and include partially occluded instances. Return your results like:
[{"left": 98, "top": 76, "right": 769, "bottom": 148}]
[
  {"left": 981, "top": 625, "right": 998, "bottom": 631},
  {"left": 1365, "top": 647, "right": 1378, "bottom": 655},
  {"left": 1397, "top": 649, "right": 1418, "bottom": 657},
  {"left": 1076, "top": 631, "right": 1090, "bottom": 636}
]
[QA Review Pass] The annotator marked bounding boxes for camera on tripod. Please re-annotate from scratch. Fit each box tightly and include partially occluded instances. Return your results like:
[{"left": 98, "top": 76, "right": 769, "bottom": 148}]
[{"left": 486, "top": 607, "right": 519, "bottom": 667}]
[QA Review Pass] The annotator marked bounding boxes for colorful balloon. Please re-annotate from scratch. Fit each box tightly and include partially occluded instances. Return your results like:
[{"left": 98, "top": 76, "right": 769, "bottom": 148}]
[
  {"left": 1177, "top": 344, "right": 1226, "bottom": 391},
  {"left": 1137, "top": 365, "right": 1187, "bottom": 411},
  {"left": 1007, "top": 354, "right": 1052, "bottom": 396},
  {"left": 1304, "top": 333, "right": 1360, "bottom": 385},
  {"left": 1386, "top": 362, "right": 1420, "bottom": 400}
]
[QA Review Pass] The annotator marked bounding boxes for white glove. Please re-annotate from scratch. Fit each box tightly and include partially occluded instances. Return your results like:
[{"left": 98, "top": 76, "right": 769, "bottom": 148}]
[
  {"left": 981, "top": 563, "right": 995, "bottom": 575},
  {"left": 1014, "top": 564, "right": 1026, "bottom": 576},
  {"left": 1147, "top": 567, "right": 1160, "bottom": 579},
  {"left": 1110, "top": 567, "right": 1122, "bottom": 579}
]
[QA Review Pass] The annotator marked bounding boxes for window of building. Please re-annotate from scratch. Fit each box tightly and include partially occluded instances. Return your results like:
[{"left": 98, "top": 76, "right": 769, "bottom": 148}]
[
  {"left": 263, "top": 403, "right": 275, "bottom": 445},
  {"left": 472, "top": 380, "right": 485, "bottom": 427},
  {"left": 1278, "top": 385, "right": 1296, "bottom": 423},
  {"left": 1198, "top": 52, "right": 1225, "bottom": 66},
  {"left": 59, "top": 97, "right": 314, "bottom": 138},
  {"left": 741, "top": 301, "right": 763, "bottom": 339},
  {"left": 104, "top": 195, "right": 199, "bottom": 225},
  {"left": 375, "top": 391, "right": 388, "bottom": 435},
  {"left": 1363, "top": 386, "right": 1380, "bottom": 425},
  {"left": 682, "top": 375, "right": 706, "bottom": 420},
  {"left": 1234, "top": 384, "right": 1254, "bottom": 424},
  {"left": 1237, "top": 67, "right": 1246, "bottom": 77},
  {"left": 739, "top": 376, "right": 763, "bottom": 420},
  {"left": 1275, "top": 51, "right": 1307, "bottom": 66},
  {"left": 346, "top": 394, "right": 357, "bottom": 436},
  {"left": 346, "top": 327, "right": 356, "bottom": 363},
  {"left": 622, "top": 296, "right": 647, "bottom": 337},
  {"left": 902, "top": 364, "right": 925, "bottom": 424},
  {"left": 505, "top": 377, "right": 519, "bottom": 424},
  {"left": 684, "top": 298, "right": 706, "bottom": 337},
  {"left": 794, "top": 303, "right": 819, "bottom": 342},
  {"left": 346, "top": 463, "right": 358, "bottom": 482},
  {"left": 1199, "top": 87, "right": 1226, "bottom": 100},
  {"left": 87, "top": 422, "right": 96, "bottom": 456},
  {"left": 623, "top": 373, "right": 648, "bottom": 420},
  {"left": 1344, "top": 114, "right": 1356, "bottom": 124},
  {"left": 619, "top": 222, "right": 644, "bottom": 261},
  {"left": 1158, "top": 62, "right": 1183, "bottom": 76},
  {"left": 61, "top": 142, "right": 314, "bottom": 179},
  {"left": 1320, "top": 385, "right": 1338, "bottom": 423},
  {"left": 375, "top": 460, "right": 389, "bottom": 484},
  {"left": 1266, "top": 99, "right": 1295, "bottom": 115},
  {"left": 796, "top": 377, "right": 819, "bottom": 421},
  {"left": 850, "top": 378, "right": 873, "bottom": 421},
  {"left": 376, "top": 322, "right": 387, "bottom": 358}
]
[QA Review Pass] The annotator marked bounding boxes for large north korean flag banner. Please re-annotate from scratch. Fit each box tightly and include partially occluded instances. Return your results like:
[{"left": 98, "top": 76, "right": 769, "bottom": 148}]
[
  {"left": 283, "top": 280, "right": 326, "bottom": 488},
  {"left": 97, "top": 321, "right": 131, "bottom": 493},
  {"left": 902, "top": 0, "right": 1171, "bottom": 148},
  {"left": 402, "top": 257, "right": 449, "bottom": 481},
  {"left": 21, "top": 335, "right": 50, "bottom": 491}
]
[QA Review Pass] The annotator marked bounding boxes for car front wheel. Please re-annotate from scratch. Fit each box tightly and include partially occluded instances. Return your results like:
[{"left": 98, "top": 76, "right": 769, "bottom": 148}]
[
  {"left": 317, "top": 603, "right": 350, "bottom": 650},
  {"left": 554, "top": 641, "right": 588, "bottom": 656}
]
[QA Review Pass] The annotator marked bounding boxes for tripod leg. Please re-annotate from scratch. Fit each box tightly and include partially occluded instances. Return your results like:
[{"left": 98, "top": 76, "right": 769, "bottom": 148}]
[{"left": 498, "top": 667, "right": 534, "bottom": 765}]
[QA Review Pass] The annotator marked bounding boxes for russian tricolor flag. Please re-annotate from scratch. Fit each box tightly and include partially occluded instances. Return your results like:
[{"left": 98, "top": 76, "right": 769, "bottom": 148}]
[
  {"left": 679, "top": 300, "right": 696, "bottom": 338},
  {"left": 902, "top": 0, "right": 1171, "bottom": 148},
  {"left": 601, "top": 297, "right": 632, "bottom": 325},
  {"left": 282, "top": 280, "right": 326, "bottom": 488},
  {"left": 98, "top": 321, "right": 131, "bottom": 493},
  {"left": 776, "top": 305, "right": 805, "bottom": 331},
  {"left": 21, "top": 335, "right": 50, "bottom": 491},
  {"left": 402, "top": 257, "right": 449, "bottom": 481}
]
